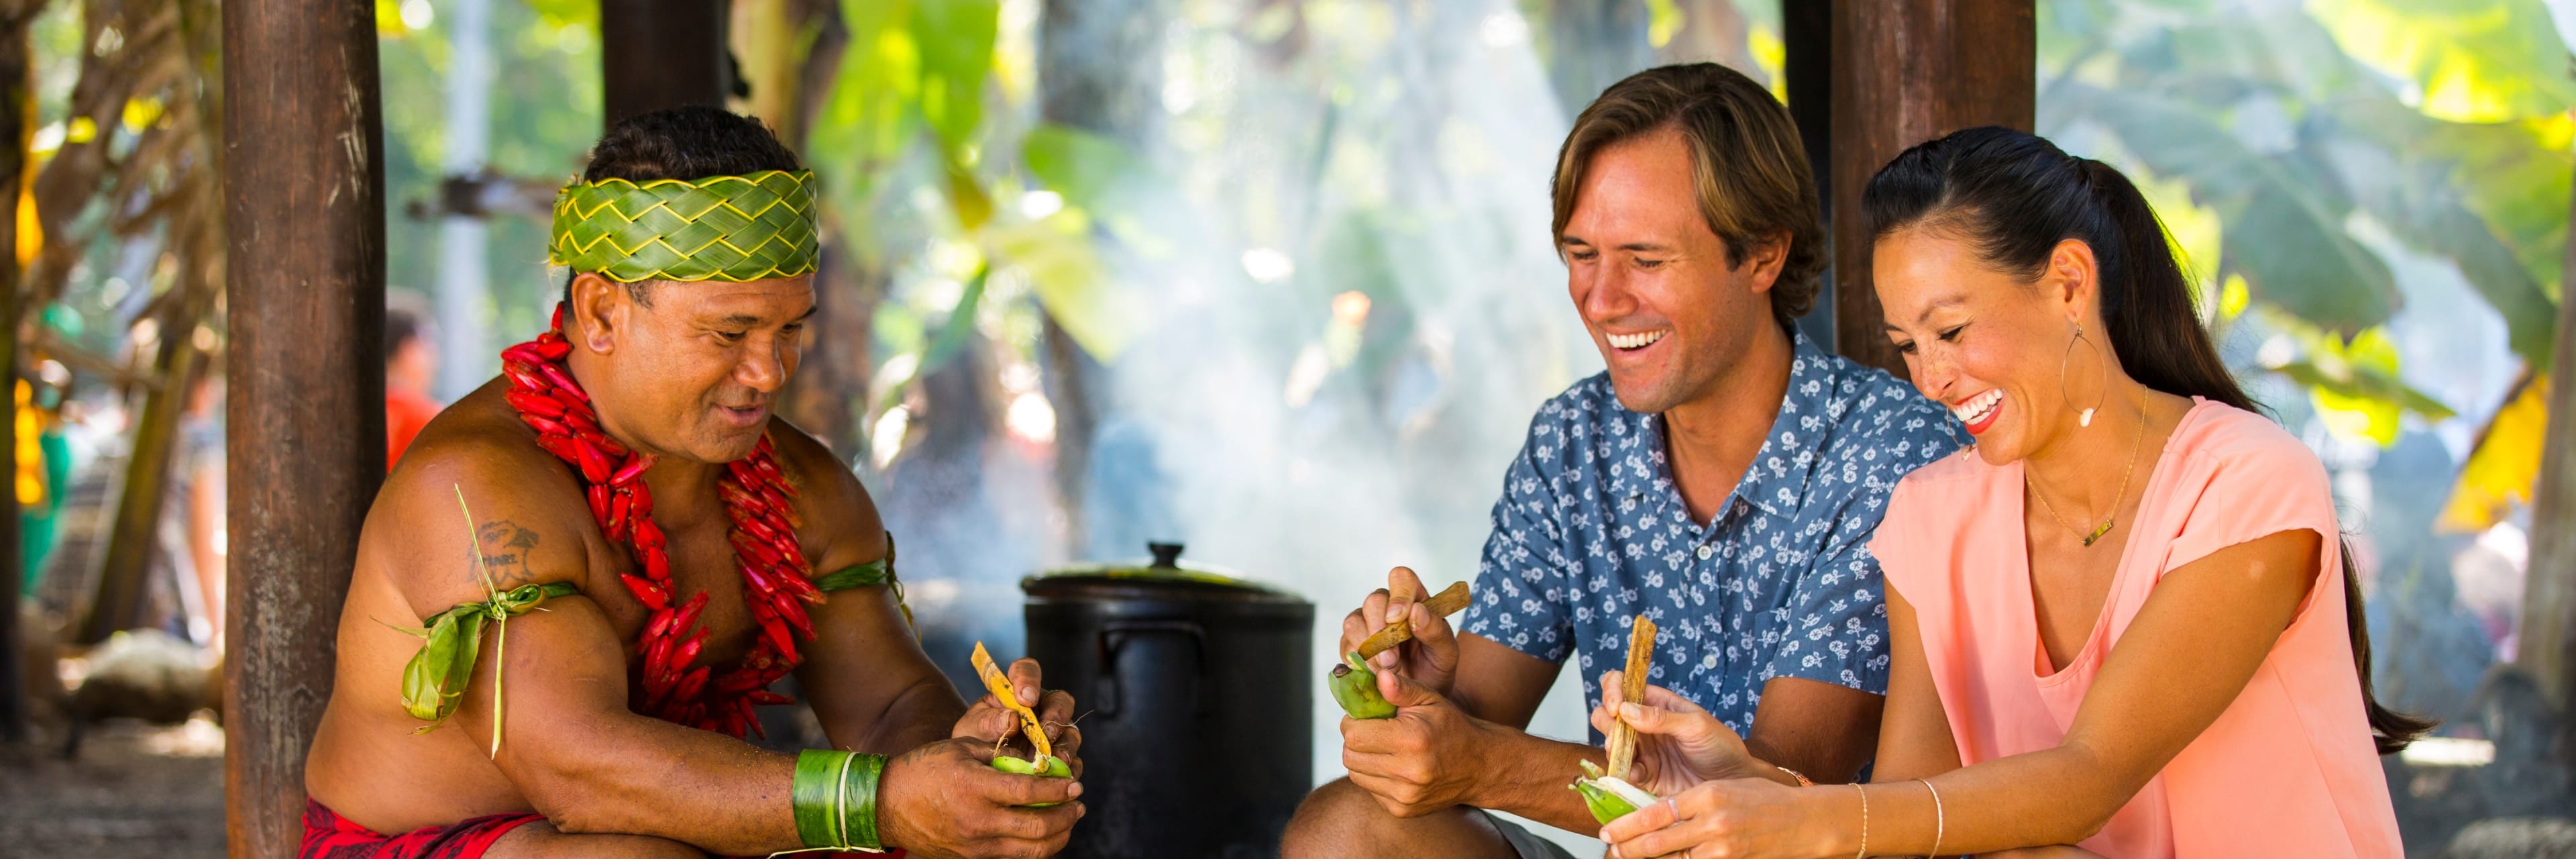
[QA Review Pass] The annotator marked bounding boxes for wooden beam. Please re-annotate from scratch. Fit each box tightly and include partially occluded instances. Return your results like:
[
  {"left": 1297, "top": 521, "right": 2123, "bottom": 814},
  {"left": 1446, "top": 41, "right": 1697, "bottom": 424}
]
[
  {"left": 221, "top": 0, "right": 386, "bottom": 852},
  {"left": 2517, "top": 178, "right": 2576, "bottom": 744},
  {"left": 600, "top": 0, "right": 729, "bottom": 128},
  {"left": 1826, "top": 0, "right": 2033, "bottom": 376}
]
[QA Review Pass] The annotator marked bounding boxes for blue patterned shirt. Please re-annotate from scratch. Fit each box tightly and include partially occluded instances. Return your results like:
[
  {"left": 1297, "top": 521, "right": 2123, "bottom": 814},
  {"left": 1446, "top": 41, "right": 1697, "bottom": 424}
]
[{"left": 1461, "top": 330, "right": 1964, "bottom": 738}]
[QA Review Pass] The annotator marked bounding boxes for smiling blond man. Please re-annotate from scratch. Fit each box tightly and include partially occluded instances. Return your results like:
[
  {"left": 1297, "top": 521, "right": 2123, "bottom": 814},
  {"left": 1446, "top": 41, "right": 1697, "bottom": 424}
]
[{"left": 1283, "top": 64, "right": 1964, "bottom": 858}]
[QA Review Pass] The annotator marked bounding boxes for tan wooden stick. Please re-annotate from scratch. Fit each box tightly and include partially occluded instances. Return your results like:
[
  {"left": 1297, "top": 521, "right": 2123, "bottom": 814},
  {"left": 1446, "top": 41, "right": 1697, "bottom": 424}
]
[
  {"left": 1605, "top": 615, "right": 1657, "bottom": 780},
  {"left": 1353, "top": 580, "right": 1473, "bottom": 660},
  {"left": 972, "top": 642, "right": 1051, "bottom": 761}
]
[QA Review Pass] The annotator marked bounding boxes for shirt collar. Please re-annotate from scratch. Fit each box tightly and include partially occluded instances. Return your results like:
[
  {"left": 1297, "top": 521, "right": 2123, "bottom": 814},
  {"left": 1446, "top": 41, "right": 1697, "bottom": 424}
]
[{"left": 1630, "top": 326, "right": 1840, "bottom": 529}]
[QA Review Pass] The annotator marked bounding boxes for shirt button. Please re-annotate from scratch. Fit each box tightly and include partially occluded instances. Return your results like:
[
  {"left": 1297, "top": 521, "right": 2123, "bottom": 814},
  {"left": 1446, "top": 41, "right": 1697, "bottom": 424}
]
[{"left": 1696, "top": 545, "right": 1714, "bottom": 560}]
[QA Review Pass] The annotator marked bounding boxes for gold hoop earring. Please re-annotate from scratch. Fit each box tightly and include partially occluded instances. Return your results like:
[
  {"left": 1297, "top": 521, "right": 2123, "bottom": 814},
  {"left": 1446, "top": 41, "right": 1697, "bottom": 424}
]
[{"left": 2061, "top": 322, "right": 2108, "bottom": 427}]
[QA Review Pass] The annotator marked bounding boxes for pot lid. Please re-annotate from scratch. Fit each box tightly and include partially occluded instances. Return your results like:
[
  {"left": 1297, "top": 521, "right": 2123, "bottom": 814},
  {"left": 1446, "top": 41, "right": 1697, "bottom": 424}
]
[{"left": 1022, "top": 542, "right": 1305, "bottom": 603}]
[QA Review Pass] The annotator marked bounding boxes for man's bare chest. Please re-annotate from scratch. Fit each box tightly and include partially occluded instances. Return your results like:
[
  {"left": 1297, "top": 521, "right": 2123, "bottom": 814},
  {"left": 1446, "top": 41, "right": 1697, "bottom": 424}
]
[{"left": 588, "top": 515, "right": 786, "bottom": 670}]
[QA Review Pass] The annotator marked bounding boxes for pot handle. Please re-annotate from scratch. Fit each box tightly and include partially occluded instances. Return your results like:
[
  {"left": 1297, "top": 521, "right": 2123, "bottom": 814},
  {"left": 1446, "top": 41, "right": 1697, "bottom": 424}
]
[{"left": 1093, "top": 619, "right": 1207, "bottom": 718}]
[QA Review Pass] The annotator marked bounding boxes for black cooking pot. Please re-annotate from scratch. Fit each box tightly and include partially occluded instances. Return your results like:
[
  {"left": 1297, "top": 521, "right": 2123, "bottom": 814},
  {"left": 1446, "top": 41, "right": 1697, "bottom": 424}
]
[{"left": 1023, "top": 542, "right": 1313, "bottom": 859}]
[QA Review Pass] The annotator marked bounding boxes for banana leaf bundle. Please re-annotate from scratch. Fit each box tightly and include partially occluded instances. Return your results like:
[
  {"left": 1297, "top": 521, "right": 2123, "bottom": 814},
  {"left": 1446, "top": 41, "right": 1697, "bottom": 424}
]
[{"left": 1571, "top": 758, "right": 1660, "bottom": 825}]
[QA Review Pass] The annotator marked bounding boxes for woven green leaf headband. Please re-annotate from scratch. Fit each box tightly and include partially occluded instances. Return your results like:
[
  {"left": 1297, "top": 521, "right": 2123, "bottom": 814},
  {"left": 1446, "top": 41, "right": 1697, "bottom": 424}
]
[{"left": 549, "top": 169, "right": 820, "bottom": 283}]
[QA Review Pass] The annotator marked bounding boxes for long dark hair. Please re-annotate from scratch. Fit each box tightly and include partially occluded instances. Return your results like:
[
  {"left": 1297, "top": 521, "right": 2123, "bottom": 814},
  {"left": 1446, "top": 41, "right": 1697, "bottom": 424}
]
[{"left": 1861, "top": 126, "right": 2432, "bottom": 754}]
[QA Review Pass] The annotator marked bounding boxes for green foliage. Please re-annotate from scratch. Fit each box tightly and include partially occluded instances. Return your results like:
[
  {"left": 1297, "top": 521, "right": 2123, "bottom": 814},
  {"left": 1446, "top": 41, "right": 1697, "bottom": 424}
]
[
  {"left": 2066, "top": 85, "right": 2400, "bottom": 332},
  {"left": 2310, "top": 0, "right": 2576, "bottom": 123},
  {"left": 2045, "top": 1, "right": 2572, "bottom": 439}
]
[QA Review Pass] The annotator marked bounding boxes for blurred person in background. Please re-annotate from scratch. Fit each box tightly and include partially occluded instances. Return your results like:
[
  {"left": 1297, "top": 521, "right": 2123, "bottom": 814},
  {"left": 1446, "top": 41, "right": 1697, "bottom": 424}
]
[
  {"left": 386, "top": 294, "right": 443, "bottom": 466},
  {"left": 155, "top": 370, "right": 225, "bottom": 652},
  {"left": 17, "top": 364, "right": 72, "bottom": 598}
]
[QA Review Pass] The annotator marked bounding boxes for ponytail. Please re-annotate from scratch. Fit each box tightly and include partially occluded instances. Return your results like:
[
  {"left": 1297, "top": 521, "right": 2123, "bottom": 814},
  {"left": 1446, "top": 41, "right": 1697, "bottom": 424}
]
[{"left": 1863, "top": 127, "right": 2434, "bottom": 754}]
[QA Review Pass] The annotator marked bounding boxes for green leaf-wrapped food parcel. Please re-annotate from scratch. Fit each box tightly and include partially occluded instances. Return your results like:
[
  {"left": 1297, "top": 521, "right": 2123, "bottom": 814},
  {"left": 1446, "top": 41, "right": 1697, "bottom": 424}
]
[
  {"left": 1328, "top": 580, "right": 1472, "bottom": 719},
  {"left": 991, "top": 753, "right": 1074, "bottom": 806},
  {"left": 1571, "top": 759, "right": 1660, "bottom": 825},
  {"left": 1329, "top": 652, "right": 1397, "bottom": 719}
]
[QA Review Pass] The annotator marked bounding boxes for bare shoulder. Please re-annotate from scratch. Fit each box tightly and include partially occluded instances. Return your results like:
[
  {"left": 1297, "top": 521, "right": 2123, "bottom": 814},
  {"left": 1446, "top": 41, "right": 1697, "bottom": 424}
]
[
  {"left": 364, "top": 383, "right": 598, "bottom": 619},
  {"left": 762, "top": 417, "right": 888, "bottom": 570}
]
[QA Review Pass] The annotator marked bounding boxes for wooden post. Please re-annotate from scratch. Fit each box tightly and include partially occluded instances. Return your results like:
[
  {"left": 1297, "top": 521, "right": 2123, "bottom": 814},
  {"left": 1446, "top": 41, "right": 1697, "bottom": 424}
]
[
  {"left": 2517, "top": 179, "right": 2576, "bottom": 750},
  {"left": 1825, "top": 0, "right": 2034, "bottom": 376},
  {"left": 221, "top": 0, "right": 386, "bottom": 852},
  {"left": 601, "top": 0, "right": 729, "bottom": 128},
  {"left": 1781, "top": 0, "right": 1833, "bottom": 346}
]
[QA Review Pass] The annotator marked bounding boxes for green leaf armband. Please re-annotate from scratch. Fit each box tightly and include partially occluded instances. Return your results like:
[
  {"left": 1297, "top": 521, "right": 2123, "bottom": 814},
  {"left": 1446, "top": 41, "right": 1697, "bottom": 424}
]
[
  {"left": 793, "top": 749, "right": 888, "bottom": 852},
  {"left": 394, "top": 579, "right": 580, "bottom": 757}
]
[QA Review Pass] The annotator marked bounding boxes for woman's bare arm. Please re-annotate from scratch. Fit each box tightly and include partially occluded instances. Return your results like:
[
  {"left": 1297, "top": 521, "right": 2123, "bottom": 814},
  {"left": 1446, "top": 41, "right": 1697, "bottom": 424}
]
[{"left": 1868, "top": 589, "right": 1962, "bottom": 783}]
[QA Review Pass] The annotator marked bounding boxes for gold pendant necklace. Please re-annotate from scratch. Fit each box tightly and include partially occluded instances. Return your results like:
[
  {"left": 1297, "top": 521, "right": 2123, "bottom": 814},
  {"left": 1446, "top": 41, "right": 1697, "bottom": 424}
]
[{"left": 2028, "top": 387, "right": 2148, "bottom": 548}]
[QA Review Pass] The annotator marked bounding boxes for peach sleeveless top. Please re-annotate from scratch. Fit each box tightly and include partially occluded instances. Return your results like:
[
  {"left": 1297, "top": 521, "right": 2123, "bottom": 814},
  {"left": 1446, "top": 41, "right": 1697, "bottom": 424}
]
[{"left": 1870, "top": 399, "right": 2402, "bottom": 857}]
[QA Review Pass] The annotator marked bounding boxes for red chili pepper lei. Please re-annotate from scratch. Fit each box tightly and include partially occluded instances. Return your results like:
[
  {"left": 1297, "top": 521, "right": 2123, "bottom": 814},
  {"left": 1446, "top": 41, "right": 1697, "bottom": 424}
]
[{"left": 497, "top": 320, "right": 820, "bottom": 737}]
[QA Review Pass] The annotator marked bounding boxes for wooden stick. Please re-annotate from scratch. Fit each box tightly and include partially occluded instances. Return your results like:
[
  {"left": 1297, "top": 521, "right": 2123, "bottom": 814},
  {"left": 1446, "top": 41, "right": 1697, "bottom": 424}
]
[
  {"left": 1605, "top": 615, "right": 1656, "bottom": 780},
  {"left": 971, "top": 642, "right": 1051, "bottom": 761},
  {"left": 1353, "top": 580, "right": 1473, "bottom": 660}
]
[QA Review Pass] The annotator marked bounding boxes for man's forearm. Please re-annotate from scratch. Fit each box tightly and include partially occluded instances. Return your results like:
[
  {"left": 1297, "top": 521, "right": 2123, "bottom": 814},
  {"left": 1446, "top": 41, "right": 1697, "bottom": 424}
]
[
  {"left": 1460, "top": 719, "right": 1613, "bottom": 836},
  {"left": 826, "top": 674, "right": 965, "bottom": 756},
  {"left": 509, "top": 711, "right": 805, "bottom": 856}
]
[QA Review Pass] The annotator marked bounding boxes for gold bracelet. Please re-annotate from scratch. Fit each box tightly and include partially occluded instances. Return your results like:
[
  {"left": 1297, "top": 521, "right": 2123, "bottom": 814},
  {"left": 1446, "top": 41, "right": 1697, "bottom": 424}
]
[
  {"left": 1919, "top": 778, "right": 1944, "bottom": 858},
  {"left": 1851, "top": 782, "right": 1868, "bottom": 859},
  {"left": 1776, "top": 764, "right": 1814, "bottom": 787}
]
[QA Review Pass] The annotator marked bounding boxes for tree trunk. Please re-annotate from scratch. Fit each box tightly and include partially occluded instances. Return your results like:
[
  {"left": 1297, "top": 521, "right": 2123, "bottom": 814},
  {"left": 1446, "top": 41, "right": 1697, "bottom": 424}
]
[
  {"left": 1825, "top": 0, "right": 2034, "bottom": 376},
  {"left": 739, "top": 0, "right": 862, "bottom": 453},
  {"left": 729, "top": 0, "right": 828, "bottom": 146},
  {"left": 601, "top": 0, "right": 729, "bottom": 128},
  {"left": 221, "top": 0, "right": 387, "bottom": 852},
  {"left": 73, "top": 327, "right": 203, "bottom": 644},
  {"left": 2517, "top": 177, "right": 2576, "bottom": 761}
]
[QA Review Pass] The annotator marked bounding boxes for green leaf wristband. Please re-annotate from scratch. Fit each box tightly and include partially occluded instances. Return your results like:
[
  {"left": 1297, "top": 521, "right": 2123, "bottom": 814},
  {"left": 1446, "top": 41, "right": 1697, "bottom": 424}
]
[{"left": 792, "top": 749, "right": 888, "bottom": 852}]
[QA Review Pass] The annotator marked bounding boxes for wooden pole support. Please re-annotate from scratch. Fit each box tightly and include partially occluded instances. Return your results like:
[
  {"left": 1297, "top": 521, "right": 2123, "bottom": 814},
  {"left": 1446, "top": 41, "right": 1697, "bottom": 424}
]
[
  {"left": 600, "top": 0, "right": 730, "bottom": 128},
  {"left": 221, "top": 0, "right": 387, "bottom": 852},
  {"left": 1825, "top": 0, "right": 2035, "bottom": 376},
  {"left": 2516, "top": 176, "right": 2576, "bottom": 748}
]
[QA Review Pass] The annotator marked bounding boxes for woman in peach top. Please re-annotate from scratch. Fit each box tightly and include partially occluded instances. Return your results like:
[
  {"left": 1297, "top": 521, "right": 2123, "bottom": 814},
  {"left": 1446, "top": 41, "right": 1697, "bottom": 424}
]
[{"left": 1584, "top": 127, "right": 2424, "bottom": 858}]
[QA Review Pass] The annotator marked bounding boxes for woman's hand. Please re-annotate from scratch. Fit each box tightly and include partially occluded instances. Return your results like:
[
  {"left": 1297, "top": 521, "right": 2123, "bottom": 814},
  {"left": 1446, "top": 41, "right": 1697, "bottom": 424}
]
[
  {"left": 1590, "top": 671, "right": 1758, "bottom": 796},
  {"left": 1598, "top": 777, "right": 1835, "bottom": 859}
]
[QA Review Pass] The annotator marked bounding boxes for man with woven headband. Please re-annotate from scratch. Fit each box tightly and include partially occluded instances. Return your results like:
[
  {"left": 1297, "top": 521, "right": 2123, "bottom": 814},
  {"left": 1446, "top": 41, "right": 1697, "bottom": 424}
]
[{"left": 302, "top": 107, "right": 1084, "bottom": 859}]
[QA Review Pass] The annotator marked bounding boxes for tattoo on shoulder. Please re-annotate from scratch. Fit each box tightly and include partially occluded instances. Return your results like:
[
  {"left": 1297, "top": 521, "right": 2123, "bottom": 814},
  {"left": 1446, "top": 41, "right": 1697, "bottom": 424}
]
[{"left": 469, "top": 519, "right": 543, "bottom": 589}]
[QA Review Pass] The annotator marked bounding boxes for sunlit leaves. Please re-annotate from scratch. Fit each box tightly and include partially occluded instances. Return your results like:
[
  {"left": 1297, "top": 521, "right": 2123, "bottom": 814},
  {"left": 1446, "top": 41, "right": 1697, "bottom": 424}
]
[
  {"left": 2324, "top": 97, "right": 2562, "bottom": 362},
  {"left": 2309, "top": 0, "right": 2576, "bottom": 123},
  {"left": 2438, "top": 372, "right": 2552, "bottom": 532},
  {"left": 2262, "top": 323, "right": 2456, "bottom": 444}
]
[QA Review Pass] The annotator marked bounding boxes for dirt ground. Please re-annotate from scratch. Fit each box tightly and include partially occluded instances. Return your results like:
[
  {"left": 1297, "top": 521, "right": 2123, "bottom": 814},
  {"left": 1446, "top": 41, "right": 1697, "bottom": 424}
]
[{"left": 0, "top": 716, "right": 227, "bottom": 859}]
